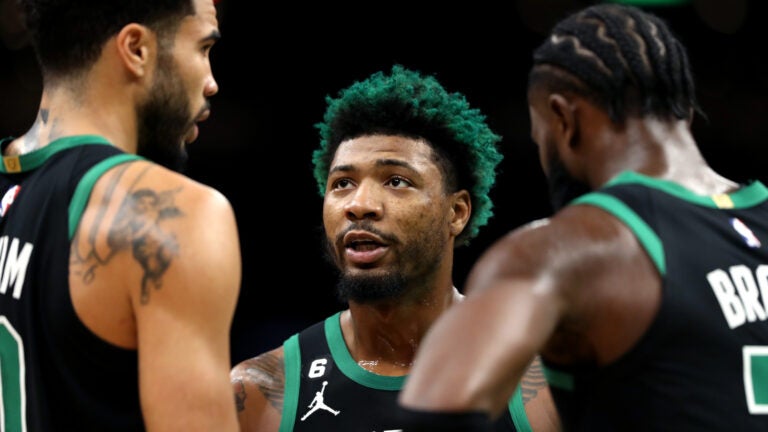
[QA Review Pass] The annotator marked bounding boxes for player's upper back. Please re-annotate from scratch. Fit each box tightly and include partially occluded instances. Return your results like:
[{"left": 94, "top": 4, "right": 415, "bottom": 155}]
[{"left": 542, "top": 171, "right": 768, "bottom": 430}]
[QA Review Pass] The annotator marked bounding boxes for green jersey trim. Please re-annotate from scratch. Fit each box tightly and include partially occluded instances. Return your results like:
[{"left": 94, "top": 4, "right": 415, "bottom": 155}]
[
  {"left": 68, "top": 153, "right": 143, "bottom": 240},
  {"left": 325, "top": 312, "right": 405, "bottom": 390}
]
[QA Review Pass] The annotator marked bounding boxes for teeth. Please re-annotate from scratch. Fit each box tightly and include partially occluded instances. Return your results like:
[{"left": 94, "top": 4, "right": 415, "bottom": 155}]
[
  {"left": 349, "top": 240, "right": 377, "bottom": 250},
  {"left": 356, "top": 243, "right": 378, "bottom": 251}
]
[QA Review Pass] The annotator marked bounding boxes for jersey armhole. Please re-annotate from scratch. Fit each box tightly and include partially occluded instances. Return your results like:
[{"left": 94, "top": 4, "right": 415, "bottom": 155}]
[
  {"left": 509, "top": 384, "right": 534, "bottom": 432},
  {"left": 67, "top": 153, "right": 143, "bottom": 240},
  {"left": 279, "top": 334, "right": 301, "bottom": 432},
  {"left": 572, "top": 192, "right": 666, "bottom": 276}
]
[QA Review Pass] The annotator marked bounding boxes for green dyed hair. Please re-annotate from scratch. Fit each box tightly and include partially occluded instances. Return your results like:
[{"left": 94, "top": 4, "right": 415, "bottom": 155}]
[{"left": 312, "top": 65, "right": 503, "bottom": 247}]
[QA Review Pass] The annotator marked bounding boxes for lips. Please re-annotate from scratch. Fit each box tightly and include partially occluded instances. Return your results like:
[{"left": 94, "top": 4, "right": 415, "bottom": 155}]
[
  {"left": 184, "top": 110, "right": 211, "bottom": 144},
  {"left": 197, "top": 109, "right": 211, "bottom": 122},
  {"left": 344, "top": 231, "right": 385, "bottom": 248},
  {"left": 343, "top": 231, "right": 388, "bottom": 265}
]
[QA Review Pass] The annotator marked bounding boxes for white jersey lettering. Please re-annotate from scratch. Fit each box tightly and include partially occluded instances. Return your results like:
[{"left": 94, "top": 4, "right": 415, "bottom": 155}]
[
  {"left": 0, "top": 235, "right": 33, "bottom": 299},
  {"left": 708, "top": 265, "right": 768, "bottom": 329}
]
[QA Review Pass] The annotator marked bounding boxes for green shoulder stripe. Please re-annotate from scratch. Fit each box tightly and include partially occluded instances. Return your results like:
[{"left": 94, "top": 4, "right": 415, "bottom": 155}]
[
  {"left": 572, "top": 192, "right": 666, "bottom": 276},
  {"left": 67, "top": 153, "right": 143, "bottom": 240},
  {"left": 509, "top": 384, "right": 533, "bottom": 432},
  {"left": 280, "top": 334, "right": 301, "bottom": 432}
]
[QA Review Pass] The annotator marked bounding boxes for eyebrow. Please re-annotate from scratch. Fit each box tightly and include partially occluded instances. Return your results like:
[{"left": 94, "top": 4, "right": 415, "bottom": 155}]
[
  {"left": 202, "top": 29, "right": 221, "bottom": 43},
  {"left": 328, "top": 158, "right": 416, "bottom": 176}
]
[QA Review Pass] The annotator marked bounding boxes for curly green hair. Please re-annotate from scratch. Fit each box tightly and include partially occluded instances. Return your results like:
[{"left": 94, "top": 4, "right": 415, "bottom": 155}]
[{"left": 312, "top": 64, "right": 503, "bottom": 247}]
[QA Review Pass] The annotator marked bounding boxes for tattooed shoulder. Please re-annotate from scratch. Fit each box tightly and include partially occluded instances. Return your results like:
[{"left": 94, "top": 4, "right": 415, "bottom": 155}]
[
  {"left": 70, "top": 163, "right": 187, "bottom": 304},
  {"left": 233, "top": 351, "right": 286, "bottom": 412}
]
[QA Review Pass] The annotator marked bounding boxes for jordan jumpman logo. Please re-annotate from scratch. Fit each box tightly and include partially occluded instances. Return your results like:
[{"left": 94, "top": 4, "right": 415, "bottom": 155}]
[{"left": 300, "top": 380, "right": 340, "bottom": 421}]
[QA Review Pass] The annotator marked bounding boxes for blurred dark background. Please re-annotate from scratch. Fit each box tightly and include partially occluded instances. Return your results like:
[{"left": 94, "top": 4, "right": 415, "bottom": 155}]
[{"left": 2, "top": 0, "right": 765, "bottom": 365}]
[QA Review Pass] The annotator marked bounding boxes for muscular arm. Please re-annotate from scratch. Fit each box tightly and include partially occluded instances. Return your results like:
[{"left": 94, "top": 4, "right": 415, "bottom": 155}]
[
  {"left": 399, "top": 206, "right": 659, "bottom": 423},
  {"left": 71, "top": 161, "right": 241, "bottom": 431},
  {"left": 230, "top": 347, "right": 286, "bottom": 431}
]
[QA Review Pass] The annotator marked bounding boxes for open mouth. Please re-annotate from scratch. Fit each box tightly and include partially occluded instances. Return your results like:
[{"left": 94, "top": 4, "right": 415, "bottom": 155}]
[{"left": 347, "top": 239, "right": 383, "bottom": 251}]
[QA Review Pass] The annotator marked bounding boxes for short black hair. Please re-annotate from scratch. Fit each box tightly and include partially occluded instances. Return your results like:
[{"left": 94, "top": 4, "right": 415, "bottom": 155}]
[
  {"left": 21, "top": 0, "right": 195, "bottom": 80},
  {"left": 529, "top": 3, "right": 704, "bottom": 123},
  {"left": 313, "top": 65, "right": 503, "bottom": 247}
]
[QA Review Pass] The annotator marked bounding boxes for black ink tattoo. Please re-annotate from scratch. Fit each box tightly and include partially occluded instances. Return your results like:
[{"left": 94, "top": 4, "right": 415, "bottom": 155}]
[
  {"left": 70, "top": 165, "right": 183, "bottom": 304},
  {"left": 245, "top": 352, "right": 286, "bottom": 412},
  {"left": 521, "top": 356, "right": 548, "bottom": 404},
  {"left": 111, "top": 187, "right": 181, "bottom": 304},
  {"left": 233, "top": 379, "right": 247, "bottom": 412}
]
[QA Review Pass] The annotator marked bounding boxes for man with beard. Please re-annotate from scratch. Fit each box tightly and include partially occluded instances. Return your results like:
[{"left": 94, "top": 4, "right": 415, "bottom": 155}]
[
  {"left": 0, "top": 0, "right": 241, "bottom": 430},
  {"left": 398, "top": 4, "right": 768, "bottom": 431},
  {"left": 229, "top": 65, "right": 560, "bottom": 432}
]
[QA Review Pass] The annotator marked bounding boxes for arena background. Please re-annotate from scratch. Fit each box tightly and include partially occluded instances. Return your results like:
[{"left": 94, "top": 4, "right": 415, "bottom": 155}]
[{"left": 1, "top": 0, "right": 764, "bottom": 364}]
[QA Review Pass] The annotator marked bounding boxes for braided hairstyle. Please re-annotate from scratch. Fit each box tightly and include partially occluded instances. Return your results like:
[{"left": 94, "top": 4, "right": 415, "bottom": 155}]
[
  {"left": 313, "top": 64, "right": 503, "bottom": 247},
  {"left": 529, "top": 3, "right": 705, "bottom": 123}
]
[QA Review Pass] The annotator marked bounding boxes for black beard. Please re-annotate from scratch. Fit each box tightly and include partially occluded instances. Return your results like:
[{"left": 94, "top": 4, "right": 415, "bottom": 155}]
[
  {"left": 335, "top": 271, "right": 408, "bottom": 304},
  {"left": 546, "top": 152, "right": 592, "bottom": 211},
  {"left": 321, "top": 232, "right": 409, "bottom": 304},
  {"left": 135, "top": 51, "right": 192, "bottom": 173}
]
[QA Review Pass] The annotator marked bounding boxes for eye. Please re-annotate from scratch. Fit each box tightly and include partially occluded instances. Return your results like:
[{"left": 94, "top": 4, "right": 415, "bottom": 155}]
[
  {"left": 386, "top": 176, "right": 412, "bottom": 189},
  {"left": 331, "top": 178, "right": 355, "bottom": 190}
]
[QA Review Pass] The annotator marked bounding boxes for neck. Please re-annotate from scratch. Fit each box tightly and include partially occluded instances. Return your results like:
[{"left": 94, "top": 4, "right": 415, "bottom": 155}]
[
  {"left": 11, "top": 75, "right": 138, "bottom": 156},
  {"left": 596, "top": 116, "right": 737, "bottom": 194},
  {"left": 342, "top": 284, "right": 462, "bottom": 376}
]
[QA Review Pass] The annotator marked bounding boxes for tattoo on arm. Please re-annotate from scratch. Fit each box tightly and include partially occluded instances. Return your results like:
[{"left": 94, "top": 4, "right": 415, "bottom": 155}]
[
  {"left": 255, "top": 352, "right": 286, "bottom": 412},
  {"left": 70, "top": 165, "right": 184, "bottom": 304},
  {"left": 237, "top": 352, "right": 286, "bottom": 413},
  {"left": 521, "top": 356, "right": 548, "bottom": 404},
  {"left": 234, "top": 379, "right": 247, "bottom": 412}
]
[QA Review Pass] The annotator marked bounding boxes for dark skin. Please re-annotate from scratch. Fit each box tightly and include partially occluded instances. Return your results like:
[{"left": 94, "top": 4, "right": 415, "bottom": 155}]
[
  {"left": 399, "top": 78, "right": 739, "bottom": 418},
  {"left": 230, "top": 135, "right": 560, "bottom": 431}
]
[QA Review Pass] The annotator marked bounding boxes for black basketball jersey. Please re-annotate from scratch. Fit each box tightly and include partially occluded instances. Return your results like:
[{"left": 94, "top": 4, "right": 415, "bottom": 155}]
[
  {"left": 279, "top": 311, "right": 531, "bottom": 431},
  {"left": 542, "top": 171, "right": 768, "bottom": 431},
  {"left": 0, "top": 135, "right": 144, "bottom": 431}
]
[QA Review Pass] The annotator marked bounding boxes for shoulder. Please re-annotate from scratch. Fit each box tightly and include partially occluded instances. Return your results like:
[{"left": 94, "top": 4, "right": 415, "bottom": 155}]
[
  {"left": 470, "top": 205, "right": 641, "bottom": 292},
  {"left": 82, "top": 159, "right": 238, "bottom": 255},
  {"left": 231, "top": 346, "right": 287, "bottom": 425},
  {"left": 491, "top": 204, "right": 660, "bottom": 363},
  {"left": 231, "top": 346, "right": 286, "bottom": 389},
  {"left": 93, "top": 159, "right": 234, "bottom": 216},
  {"left": 72, "top": 158, "right": 240, "bottom": 309}
]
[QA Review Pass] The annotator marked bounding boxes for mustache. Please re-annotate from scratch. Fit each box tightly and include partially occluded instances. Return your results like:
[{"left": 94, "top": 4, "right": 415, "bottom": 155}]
[{"left": 335, "top": 222, "right": 398, "bottom": 246}]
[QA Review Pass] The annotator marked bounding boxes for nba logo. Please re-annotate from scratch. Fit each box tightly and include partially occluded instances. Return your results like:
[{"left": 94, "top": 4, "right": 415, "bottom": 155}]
[
  {"left": 731, "top": 217, "right": 761, "bottom": 248},
  {"left": 0, "top": 185, "right": 20, "bottom": 218}
]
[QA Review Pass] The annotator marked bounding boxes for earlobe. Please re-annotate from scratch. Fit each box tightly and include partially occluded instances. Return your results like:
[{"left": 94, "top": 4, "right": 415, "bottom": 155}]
[{"left": 116, "top": 23, "right": 153, "bottom": 78}]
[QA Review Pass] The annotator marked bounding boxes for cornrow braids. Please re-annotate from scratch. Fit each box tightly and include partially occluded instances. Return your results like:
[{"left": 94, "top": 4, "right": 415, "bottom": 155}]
[
  {"left": 529, "top": 3, "right": 704, "bottom": 123},
  {"left": 313, "top": 65, "right": 503, "bottom": 247}
]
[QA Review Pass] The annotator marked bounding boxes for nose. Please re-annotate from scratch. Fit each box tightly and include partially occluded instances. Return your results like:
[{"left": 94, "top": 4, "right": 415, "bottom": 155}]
[
  {"left": 343, "top": 181, "right": 383, "bottom": 221},
  {"left": 204, "top": 74, "right": 219, "bottom": 98}
]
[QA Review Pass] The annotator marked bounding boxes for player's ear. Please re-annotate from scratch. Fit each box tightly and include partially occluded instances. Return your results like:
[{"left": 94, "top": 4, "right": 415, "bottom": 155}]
[
  {"left": 548, "top": 93, "right": 578, "bottom": 153},
  {"left": 115, "top": 23, "right": 155, "bottom": 79},
  {"left": 449, "top": 189, "right": 471, "bottom": 237}
]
